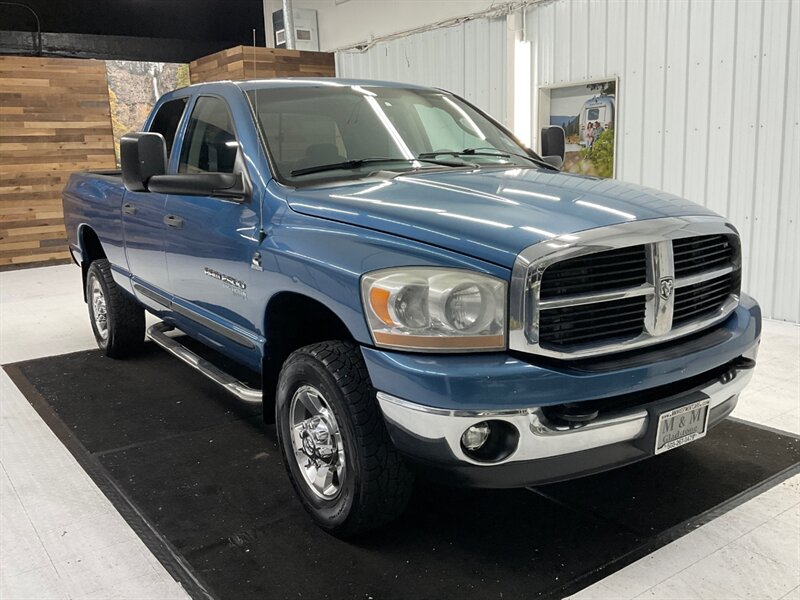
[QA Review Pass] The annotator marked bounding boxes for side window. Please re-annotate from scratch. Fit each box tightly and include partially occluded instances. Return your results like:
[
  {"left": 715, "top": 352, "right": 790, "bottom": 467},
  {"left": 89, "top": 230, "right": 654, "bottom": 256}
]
[
  {"left": 149, "top": 98, "right": 188, "bottom": 156},
  {"left": 178, "top": 97, "right": 237, "bottom": 174}
]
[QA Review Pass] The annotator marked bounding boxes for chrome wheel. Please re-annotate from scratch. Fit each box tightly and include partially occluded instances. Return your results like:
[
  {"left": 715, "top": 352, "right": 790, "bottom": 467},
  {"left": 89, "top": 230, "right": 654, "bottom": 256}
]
[
  {"left": 289, "top": 385, "right": 345, "bottom": 499},
  {"left": 90, "top": 277, "right": 108, "bottom": 341}
]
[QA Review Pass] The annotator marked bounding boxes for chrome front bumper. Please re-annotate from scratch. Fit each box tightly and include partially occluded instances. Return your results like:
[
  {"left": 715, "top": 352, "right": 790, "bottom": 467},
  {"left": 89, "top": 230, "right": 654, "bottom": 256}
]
[{"left": 377, "top": 347, "right": 757, "bottom": 485}]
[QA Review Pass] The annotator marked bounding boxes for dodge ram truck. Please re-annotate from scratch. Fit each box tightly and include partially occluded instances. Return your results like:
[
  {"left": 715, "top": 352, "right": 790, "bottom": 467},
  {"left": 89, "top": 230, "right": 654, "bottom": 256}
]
[{"left": 62, "top": 79, "right": 760, "bottom": 537}]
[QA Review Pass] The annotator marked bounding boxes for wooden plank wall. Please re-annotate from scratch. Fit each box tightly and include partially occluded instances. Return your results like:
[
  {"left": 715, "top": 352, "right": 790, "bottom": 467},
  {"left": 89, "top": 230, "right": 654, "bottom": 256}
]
[
  {"left": 0, "top": 56, "right": 116, "bottom": 269},
  {"left": 0, "top": 49, "right": 334, "bottom": 270},
  {"left": 189, "top": 46, "right": 335, "bottom": 83}
]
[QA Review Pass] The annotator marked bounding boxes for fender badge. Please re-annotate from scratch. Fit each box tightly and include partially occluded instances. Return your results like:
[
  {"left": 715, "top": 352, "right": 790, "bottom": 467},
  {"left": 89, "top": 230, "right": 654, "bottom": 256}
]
[
  {"left": 251, "top": 252, "right": 263, "bottom": 272},
  {"left": 204, "top": 267, "right": 246, "bottom": 290}
]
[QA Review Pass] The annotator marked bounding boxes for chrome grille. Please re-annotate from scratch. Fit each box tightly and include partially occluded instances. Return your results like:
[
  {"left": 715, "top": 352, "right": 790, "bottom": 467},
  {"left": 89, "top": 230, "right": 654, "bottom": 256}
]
[{"left": 509, "top": 217, "right": 742, "bottom": 359}]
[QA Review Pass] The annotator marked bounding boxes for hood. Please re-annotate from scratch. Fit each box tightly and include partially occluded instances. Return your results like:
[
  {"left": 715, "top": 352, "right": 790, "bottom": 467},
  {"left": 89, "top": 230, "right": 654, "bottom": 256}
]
[{"left": 285, "top": 168, "right": 718, "bottom": 268}]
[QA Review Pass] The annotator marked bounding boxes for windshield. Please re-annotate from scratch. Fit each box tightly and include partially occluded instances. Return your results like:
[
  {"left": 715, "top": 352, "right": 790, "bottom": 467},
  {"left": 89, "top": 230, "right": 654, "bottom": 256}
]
[{"left": 246, "top": 84, "right": 542, "bottom": 185}]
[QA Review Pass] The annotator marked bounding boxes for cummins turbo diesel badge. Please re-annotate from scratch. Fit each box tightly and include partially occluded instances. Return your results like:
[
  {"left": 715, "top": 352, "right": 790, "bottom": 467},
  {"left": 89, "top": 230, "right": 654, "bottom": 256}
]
[{"left": 204, "top": 267, "right": 246, "bottom": 291}]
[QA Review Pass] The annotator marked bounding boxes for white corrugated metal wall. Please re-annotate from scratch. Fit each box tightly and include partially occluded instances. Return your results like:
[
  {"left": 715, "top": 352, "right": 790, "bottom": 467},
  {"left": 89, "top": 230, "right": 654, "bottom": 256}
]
[
  {"left": 335, "top": 17, "right": 509, "bottom": 124},
  {"left": 334, "top": 0, "right": 799, "bottom": 322},
  {"left": 525, "top": 0, "right": 798, "bottom": 322}
]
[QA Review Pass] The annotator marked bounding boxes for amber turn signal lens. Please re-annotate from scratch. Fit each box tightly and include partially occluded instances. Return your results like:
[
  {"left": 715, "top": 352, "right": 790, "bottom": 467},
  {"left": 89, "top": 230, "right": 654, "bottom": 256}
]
[{"left": 369, "top": 287, "right": 394, "bottom": 326}]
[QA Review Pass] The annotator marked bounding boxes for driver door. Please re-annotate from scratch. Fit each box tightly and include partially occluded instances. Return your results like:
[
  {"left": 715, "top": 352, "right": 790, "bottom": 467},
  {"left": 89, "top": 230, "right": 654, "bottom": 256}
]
[{"left": 163, "top": 95, "right": 262, "bottom": 359}]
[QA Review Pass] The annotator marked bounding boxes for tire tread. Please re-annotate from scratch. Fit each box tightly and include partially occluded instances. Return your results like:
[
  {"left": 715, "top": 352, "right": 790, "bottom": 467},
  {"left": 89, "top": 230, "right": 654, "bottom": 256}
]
[
  {"left": 87, "top": 259, "right": 145, "bottom": 358},
  {"left": 280, "top": 340, "right": 413, "bottom": 536}
]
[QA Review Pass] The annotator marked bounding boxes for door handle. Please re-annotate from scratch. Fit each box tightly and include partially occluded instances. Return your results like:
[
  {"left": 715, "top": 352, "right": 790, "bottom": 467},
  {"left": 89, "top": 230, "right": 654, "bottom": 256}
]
[
  {"left": 164, "top": 214, "right": 184, "bottom": 228},
  {"left": 122, "top": 203, "right": 136, "bottom": 215}
]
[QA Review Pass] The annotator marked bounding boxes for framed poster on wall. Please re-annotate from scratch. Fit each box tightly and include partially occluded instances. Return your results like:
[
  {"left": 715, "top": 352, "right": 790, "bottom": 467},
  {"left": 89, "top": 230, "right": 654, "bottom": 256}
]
[
  {"left": 538, "top": 78, "right": 618, "bottom": 178},
  {"left": 105, "top": 61, "right": 190, "bottom": 165}
]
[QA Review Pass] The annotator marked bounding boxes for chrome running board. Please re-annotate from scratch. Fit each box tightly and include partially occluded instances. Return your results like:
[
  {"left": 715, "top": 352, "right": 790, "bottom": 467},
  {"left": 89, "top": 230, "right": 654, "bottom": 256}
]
[{"left": 146, "top": 322, "right": 262, "bottom": 404}]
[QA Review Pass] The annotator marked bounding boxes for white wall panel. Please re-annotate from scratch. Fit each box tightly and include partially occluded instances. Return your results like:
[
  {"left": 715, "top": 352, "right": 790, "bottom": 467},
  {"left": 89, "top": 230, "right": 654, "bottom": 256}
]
[
  {"left": 773, "top": 2, "right": 800, "bottom": 322},
  {"left": 335, "top": 17, "right": 508, "bottom": 124},
  {"left": 704, "top": 0, "right": 737, "bottom": 218},
  {"left": 568, "top": 0, "right": 590, "bottom": 83},
  {"left": 526, "top": 0, "right": 799, "bottom": 322},
  {"left": 683, "top": 0, "right": 714, "bottom": 203},
  {"left": 640, "top": 0, "right": 668, "bottom": 191},
  {"left": 621, "top": 0, "right": 647, "bottom": 184},
  {"left": 293, "top": 0, "right": 501, "bottom": 52},
  {"left": 661, "top": 0, "right": 690, "bottom": 196},
  {"left": 553, "top": 0, "right": 572, "bottom": 83},
  {"left": 604, "top": 0, "right": 627, "bottom": 82},
  {"left": 586, "top": 0, "right": 608, "bottom": 79},
  {"left": 727, "top": 0, "right": 763, "bottom": 304},
  {"left": 749, "top": 0, "right": 791, "bottom": 315}
]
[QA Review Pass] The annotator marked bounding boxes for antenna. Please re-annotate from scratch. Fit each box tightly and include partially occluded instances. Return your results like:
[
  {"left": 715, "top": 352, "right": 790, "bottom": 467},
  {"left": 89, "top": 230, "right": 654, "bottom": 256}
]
[
  {"left": 251, "top": 28, "right": 257, "bottom": 80},
  {"left": 249, "top": 30, "right": 265, "bottom": 243}
]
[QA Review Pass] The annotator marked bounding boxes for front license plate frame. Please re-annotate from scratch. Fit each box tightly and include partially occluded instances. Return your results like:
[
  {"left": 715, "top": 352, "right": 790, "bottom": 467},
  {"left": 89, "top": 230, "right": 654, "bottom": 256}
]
[{"left": 654, "top": 398, "right": 711, "bottom": 455}]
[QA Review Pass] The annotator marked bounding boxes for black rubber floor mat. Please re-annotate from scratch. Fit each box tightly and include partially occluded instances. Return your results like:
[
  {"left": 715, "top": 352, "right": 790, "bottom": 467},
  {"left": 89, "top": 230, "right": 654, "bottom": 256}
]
[{"left": 5, "top": 346, "right": 799, "bottom": 600}]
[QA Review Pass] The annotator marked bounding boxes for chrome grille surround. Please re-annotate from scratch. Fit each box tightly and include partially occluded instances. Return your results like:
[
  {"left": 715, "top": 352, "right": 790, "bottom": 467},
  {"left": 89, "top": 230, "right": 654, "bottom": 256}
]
[{"left": 509, "top": 216, "right": 742, "bottom": 359}]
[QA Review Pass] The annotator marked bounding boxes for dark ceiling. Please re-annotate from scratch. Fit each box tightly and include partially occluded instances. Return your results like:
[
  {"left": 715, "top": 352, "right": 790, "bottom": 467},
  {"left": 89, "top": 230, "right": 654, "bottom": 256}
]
[
  {"left": 1, "top": 0, "right": 267, "bottom": 42},
  {"left": 0, "top": 0, "right": 268, "bottom": 61}
]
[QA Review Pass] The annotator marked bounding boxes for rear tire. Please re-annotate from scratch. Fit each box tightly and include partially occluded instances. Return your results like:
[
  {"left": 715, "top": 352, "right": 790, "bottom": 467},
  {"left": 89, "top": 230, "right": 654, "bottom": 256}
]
[
  {"left": 276, "top": 341, "right": 413, "bottom": 537},
  {"left": 86, "top": 259, "right": 145, "bottom": 358}
]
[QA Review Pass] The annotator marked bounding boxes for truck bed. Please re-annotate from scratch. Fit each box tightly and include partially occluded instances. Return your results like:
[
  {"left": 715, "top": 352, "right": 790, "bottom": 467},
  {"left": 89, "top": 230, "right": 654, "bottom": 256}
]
[
  {"left": 83, "top": 169, "right": 122, "bottom": 179},
  {"left": 62, "top": 170, "right": 128, "bottom": 271}
]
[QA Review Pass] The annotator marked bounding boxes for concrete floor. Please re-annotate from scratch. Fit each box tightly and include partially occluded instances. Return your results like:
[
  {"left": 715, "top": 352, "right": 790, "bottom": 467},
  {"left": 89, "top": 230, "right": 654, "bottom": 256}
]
[
  {"left": 1, "top": 267, "right": 185, "bottom": 599},
  {"left": 1, "top": 265, "right": 798, "bottom": 600}
]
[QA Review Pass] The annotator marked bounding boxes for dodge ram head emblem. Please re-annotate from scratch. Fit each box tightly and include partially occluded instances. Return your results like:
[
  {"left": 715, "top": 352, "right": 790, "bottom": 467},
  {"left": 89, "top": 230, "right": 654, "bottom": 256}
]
[{"left": 659, "top": 276, "right": 674, "bottom": 300}]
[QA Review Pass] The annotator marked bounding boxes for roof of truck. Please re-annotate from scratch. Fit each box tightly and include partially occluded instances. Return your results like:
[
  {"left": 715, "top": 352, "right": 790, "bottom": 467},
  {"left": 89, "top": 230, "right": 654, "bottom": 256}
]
[
  {"left": 151, "top": 78, "right": 447, "bottom": 127},
  {"left": 177, "top": 78, "right": 436, "bottom": 93},
  {"left": 243, "top": 78, "right": 433, "bottom": 90}
]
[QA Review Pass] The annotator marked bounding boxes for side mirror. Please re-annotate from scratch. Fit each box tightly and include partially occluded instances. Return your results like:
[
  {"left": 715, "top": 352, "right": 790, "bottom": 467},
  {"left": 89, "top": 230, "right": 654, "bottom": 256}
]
[
  {"left": 147, "top": 172, "right": 248, "bottom": 200},
  {"left": 540, "top": 126, "right": 566, "bottom": 170},
  {"left": 120, "top": 132, "right": 167, "bottom": 192}
]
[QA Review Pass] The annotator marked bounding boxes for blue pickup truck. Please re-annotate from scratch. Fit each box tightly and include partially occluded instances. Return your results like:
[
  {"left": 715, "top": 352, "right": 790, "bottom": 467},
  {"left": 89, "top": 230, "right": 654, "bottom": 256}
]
[{"left": 62, "top": 79, "right": 760, "bottom": 537}]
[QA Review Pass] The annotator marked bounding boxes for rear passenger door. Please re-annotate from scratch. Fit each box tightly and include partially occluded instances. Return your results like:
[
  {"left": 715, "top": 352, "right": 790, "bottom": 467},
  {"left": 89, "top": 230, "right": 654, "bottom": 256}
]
[
  {"left": 163, "top": 95, "right": 262, "bottom": 357},
  {"left": 122, "top": 97, "right": 187, "bottom": 306}
]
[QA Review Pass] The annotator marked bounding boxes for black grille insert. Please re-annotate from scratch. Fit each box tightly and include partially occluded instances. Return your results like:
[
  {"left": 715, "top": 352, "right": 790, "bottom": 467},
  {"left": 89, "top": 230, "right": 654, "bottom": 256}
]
[
  {"left": 673, "top": 271, "right": 740, "bottom": 327},
  {"left": 673, "top": 234, "right": 735, "bottom": 277},
  {"left": 539, "top": 296, "right": 646, "bottom": 348},
  {"left": 540, "top": 245, "right": 647, "bottom": 299}
]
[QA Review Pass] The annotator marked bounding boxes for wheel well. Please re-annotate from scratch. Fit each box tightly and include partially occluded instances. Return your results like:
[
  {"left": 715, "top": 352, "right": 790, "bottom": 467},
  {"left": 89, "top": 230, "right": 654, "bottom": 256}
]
[
  {"left": 79, "top": 226, "right": 106, "bottom": 300},
  {"left": 262, "top": 292, "right": 354, "bottom": 419}
]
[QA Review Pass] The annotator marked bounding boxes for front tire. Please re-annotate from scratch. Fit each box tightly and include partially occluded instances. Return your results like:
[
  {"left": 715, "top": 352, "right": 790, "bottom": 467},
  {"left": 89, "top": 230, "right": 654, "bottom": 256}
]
[
  {"left": 276, "top": 341, "right": 413, "bottom": 537},
  {"left": 86, "top": 259, "right": 145, "bottom": 358}
]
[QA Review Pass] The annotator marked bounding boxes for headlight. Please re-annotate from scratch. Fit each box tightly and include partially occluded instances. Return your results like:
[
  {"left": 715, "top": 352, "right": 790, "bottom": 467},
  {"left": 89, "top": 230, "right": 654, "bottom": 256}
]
[{"left": 361, "top": 268, "right": 507, "bottom": 351}]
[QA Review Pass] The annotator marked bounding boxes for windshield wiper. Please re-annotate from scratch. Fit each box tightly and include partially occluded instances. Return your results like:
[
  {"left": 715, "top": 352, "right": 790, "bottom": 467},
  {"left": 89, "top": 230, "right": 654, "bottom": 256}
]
[
  {"left": 418, "top": 149, "right": 511, "bottom": 160},
  {"left": 291, "top": 157, "right": 465, "bottom": 177},
  {"left": 420, "top": 147, "right": 559, "bottom": 171},
  {"left": 465, "top": 147, "right": 561, "bottom": 171}
]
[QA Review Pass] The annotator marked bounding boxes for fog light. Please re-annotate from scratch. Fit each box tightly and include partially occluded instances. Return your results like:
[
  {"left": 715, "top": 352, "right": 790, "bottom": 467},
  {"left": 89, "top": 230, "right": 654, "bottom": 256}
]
[{"left": 461, "top": 422, "right": 491, "bottom": 450}]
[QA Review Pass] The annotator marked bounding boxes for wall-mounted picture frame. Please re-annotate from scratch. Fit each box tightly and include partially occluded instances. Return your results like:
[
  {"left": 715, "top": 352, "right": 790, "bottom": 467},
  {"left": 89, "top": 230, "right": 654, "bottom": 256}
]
[
  {"left": 537, "top": 77, "right": 618, "bottom": 179},
  {"left": 105, "top": 60, "right": 190, "bottom": 165}
]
